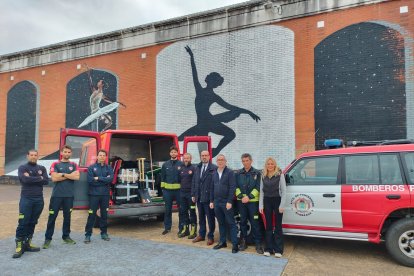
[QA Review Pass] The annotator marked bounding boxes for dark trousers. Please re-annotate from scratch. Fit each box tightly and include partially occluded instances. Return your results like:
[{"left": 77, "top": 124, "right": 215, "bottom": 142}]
[
  {"left": 197, "top": 201, "right": 215, "bottom": 239},
  {"left": 85, "top": 195, "right": 110, "bottom": 236},
  {"left": 263, "top": 196, "right": 284, "bottom": 254},
  {"left": 163, "top": 189, "right": 181, "bottom": 231},
  {"left": 179, "top": 192, "right": 197, "bottom": 227},
  {"left": 15, "top": 196, "right": 44, "bottom": 240},
  {"left": 214, "top": 202, "right": 238, "bottom": 246},
  {"left": 237, "top": 201, "right": 262, "bottom": 245},
  {"left": 45, "top": 197, "right": 73, "bottom": 240}
]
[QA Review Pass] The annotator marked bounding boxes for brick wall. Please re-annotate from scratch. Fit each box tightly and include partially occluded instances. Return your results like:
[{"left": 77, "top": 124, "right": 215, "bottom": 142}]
[{"left": 0, "top": 0, "right": 413, "bottom": 174}]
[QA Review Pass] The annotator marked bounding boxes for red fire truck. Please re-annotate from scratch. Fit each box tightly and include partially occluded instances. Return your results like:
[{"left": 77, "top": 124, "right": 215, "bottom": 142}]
[{"left": 59, "top": 128, "right": 211, "bottom": 220}]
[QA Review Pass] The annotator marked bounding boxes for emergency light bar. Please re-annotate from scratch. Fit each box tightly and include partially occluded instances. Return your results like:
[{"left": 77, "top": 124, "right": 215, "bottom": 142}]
[{"left": 324, "top": 139, "right": 343, "bottom": 149}]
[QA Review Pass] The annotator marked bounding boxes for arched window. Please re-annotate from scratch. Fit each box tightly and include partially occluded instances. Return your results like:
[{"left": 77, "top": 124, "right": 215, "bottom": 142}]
[
  {"left": 5, "top": 81, "right": 39, "bottom": 173},
  {"left": 314, "top": 22, "right": 406, "bottom": 149},
  {"left": 66, "top": 69, "right": 118, "bottom": 131}
]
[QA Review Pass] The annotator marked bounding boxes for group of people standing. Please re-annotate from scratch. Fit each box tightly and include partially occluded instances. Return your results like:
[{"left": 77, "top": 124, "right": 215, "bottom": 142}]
[
  {"left": 12, "top": 145, "right": 286, "bottom": 259},
  {"left": 12, "top": 146, "right": 114, "bottom": 258},
  {"left": 160, "top": 146, "right": 286, "bottom": 257}
]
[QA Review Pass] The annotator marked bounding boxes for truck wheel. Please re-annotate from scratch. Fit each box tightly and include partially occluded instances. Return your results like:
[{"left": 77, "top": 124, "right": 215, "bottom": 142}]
[{"left": 385, "top": 218, "right": 414, "bottom": 267}]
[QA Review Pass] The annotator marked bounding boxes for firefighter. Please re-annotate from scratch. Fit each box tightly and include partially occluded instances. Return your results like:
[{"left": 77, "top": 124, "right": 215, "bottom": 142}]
[
  {"left": 235, "top": 153, "right": 263, "bottom": 254},
  {"left": 177, "top": 153, "right": 197, "bottom": 238},
  {"left": 210, "top": 154, "right": 239, "bottom": 253},
  {"left": 84, "top": 149, "right": 114, "bottom": 243},
  {"left": 13, "top": 149, "right": 48, "bottom": 258},
  {"left": 191, "top": 150, "right": 217, "bottom": 245},
  {"left": 43, "top": 145, "right": 80, "bottom": 249},
  {"left": 161, "top": 145, "right": 184, "bottom": 235}
]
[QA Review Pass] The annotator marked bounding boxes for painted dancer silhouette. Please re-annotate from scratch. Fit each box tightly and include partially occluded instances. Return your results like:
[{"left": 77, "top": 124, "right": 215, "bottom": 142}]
[{"left": 179, "top": 46, "right": 260, "bottom": 157}]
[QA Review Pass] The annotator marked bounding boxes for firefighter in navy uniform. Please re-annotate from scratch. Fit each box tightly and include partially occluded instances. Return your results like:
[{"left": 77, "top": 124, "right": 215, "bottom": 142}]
[
  {"left": 161, "top": 145, "right": 184, "bottom": 235},
  {"left": 43, "top": 145, "right": 80, "bottom": 249},
  {"left": 177, "top": 153, "right": 197, "bottom": 238},
  {"left": 235, "top": 153, "right": 263, "bottom": 254},
  {"left": 84, "top": 149, "right": 114, "bottom": 243},
  {"left": 13, "top": 149, "right": 48, "bottom": 258}
]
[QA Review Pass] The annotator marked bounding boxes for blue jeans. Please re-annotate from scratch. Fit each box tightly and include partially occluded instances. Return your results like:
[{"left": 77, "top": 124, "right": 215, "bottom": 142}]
[
  {"left": 214, "top": 201, "right": 238, "bottom": 246},
  {"left": 237, "top": 201, "right": 262, "bottom": 245},
  {"left": 163, "top": 189, "right": 181, "bottom": 231},
  {"left": 179, "top": 192, "right": 197, "bottom": 227},
  {"left": 15, "top": 196, "right": 44, "bottom": 240},
  {"left": 197, "top": 201, "right": 215, "bottom": 239},
  {"left": 85, "top": 195, "right": 110, "bottom": 236},
  {"left": 45, "top": 197, "right": 74, "bottom": 240}
]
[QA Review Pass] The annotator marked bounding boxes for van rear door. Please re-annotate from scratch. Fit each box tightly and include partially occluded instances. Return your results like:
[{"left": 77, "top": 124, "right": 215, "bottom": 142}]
[
  {"left": 182, "top": 136, "right": 212, "bottom": 162},
  {"left": 59, "top": 128, "right": 101, "bottom": 209}
]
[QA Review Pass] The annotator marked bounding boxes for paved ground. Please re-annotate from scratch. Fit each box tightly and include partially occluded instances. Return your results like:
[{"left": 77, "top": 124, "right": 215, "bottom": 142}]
[
  {"left": 0, "top": 184, "right": 413, "bottom": 275},
  {"left": 0, "top": 232, "right": 287, "bottom": 276}
]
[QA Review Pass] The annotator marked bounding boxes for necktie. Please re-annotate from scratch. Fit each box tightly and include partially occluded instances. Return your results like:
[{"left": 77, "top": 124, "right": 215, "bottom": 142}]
[{"left": 201, "top": 165, "right": 206, "bottom": 178}]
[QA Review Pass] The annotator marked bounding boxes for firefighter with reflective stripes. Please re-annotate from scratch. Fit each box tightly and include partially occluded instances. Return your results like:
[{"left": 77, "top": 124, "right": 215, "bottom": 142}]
[
  {"left": 84, "top": 149, "right": 114, "bottom": 243},
  {"left": 235, "top": 153, "right": 263, "bottom": 254},
  {"left": 13, "top": 149, "right": 48, "bottom": 258},
  {"left": 160, "top": 145, "right": 184, "bottom": 235},
  {"left": 43, "top": 145, "right": 80, "bottom": 249},
  {"left": 177, "top": 153, "right": 197, "bottom": 238}
]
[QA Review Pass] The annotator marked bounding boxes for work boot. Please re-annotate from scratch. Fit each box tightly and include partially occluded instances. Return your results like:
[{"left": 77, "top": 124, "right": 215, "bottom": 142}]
[
  {"left": 256, "top": 244, "right": 264, "bottom": 254},
  {"left": 84, "top": 236, "right": 91, "bottom": 244},
  {"left": 177, "top": 225, "right": 190, "bottom": 238},
  {"left": 43, "top": 239, "right": 51, "bottom": 249},
  {"left": 101, "top": 233, "right": 110, "bottom": 241},
  {"left": 63, "top": 237, "right": 76, "bottom": 245},
  {"left": 12, "top": 239, "right": 25, "bottom": 258},
  {"left": 188, "top": 224, "right": 197, "bottom": 239},
  {"left": 25, "top": 237, "right": 40, "bottom": 252},
  {"left": 239, "top": 238, "right": 247, "bottom": 251}
]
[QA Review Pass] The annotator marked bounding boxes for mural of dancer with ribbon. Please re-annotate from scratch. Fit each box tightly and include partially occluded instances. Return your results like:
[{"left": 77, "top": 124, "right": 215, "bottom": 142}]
[
  {"left": 78, "top": 65, "right": 126, "bottom": 131},
  {"left": 179, "top": 46, "right": 260, "bottom": 157}
]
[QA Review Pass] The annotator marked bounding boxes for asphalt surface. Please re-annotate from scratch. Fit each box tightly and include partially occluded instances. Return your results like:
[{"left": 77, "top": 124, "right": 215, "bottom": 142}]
[{"left": 1, "top": 184, "right": 413, "bottom": 275}]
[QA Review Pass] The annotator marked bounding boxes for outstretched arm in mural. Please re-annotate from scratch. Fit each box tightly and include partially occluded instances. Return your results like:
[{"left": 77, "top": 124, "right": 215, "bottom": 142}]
[
  {"left": 214, "top": 94, "right": 261, "bottom": 123},
  {"left": 185, "top": 45, "right": 202, "bottom": 92}
]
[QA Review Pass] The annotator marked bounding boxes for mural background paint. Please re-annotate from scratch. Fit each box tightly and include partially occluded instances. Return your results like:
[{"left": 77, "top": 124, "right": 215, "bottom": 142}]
[
  {"left": 314, "top": 22, "right": 406, "bottom": 149},
  {"left": 5, "top": 81, "right": 38, "bottom": 173},
  {"left": 156, "top": 25, "right": 296, "bottom": 169},
  {"left": 66, "top": 69, "right": 119, "bottom": 131}
]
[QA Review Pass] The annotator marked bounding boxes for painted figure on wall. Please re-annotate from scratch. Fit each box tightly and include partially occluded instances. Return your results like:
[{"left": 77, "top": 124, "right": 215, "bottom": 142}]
[
  {"left": 66, "top": 66, "right": 122, "bottom": 132},
  {"left": 78, "top": 66, "right": 126, "bottom": 131},
  {"left": 179, "top": 46, "right": 261, "bottom": 157}
]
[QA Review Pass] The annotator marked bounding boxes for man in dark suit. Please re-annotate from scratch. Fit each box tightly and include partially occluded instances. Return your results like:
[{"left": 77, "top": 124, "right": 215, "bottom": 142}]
[{"left": 191, "top": 150, "right": 217, "bottom": 245}]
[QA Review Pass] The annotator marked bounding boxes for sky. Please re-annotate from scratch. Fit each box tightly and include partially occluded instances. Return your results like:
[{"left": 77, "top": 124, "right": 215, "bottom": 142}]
[{"left": 0, "top": 0, "right": 248, "bottom": 56}]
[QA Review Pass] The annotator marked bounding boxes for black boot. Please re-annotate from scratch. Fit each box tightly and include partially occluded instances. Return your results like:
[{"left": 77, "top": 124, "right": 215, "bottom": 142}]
[
  {"left": 239, "top": 238, "right": 247, "bottom": 251},
  {"left": 178, "top": 225, "right": 190, "bottom": 238},
  {"left": 256, "top": 244, "right": 264, "bottom": 254},
  {"left": 12, "top": 238, "right": 25, "bottom": 258},
  {"left": 25, "top": 237, "right": 40, "bottom": 252}
]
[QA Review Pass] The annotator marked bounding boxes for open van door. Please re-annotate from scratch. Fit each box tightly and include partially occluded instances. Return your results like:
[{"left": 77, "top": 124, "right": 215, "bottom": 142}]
[
  {"left": 59, "top": 128, "right": 101, "bottom": 209},
  {"left": 183, "top": 136, "right": 212, "bottom": 162}
]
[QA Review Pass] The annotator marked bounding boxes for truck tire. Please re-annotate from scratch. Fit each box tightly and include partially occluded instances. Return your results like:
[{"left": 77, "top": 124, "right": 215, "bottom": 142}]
[{"left": 385, "top": 218, "right": 414, "bottom": 267}]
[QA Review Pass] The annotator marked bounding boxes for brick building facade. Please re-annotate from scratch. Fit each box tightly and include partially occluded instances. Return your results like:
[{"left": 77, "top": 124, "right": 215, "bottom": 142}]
[{"left": 0, "top": 0, "right": 412, "bottom": 174}]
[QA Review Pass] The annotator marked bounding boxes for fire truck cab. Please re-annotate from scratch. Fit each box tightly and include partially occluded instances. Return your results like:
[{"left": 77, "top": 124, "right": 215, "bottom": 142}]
[{"left": 59, "top": 128, "right": 211, "bottom": 220}]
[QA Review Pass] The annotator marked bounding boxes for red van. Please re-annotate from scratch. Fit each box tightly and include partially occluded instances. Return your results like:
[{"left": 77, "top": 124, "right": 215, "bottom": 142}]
[{"left": 59, "top": 128, "right": 211, "bottom": 220}]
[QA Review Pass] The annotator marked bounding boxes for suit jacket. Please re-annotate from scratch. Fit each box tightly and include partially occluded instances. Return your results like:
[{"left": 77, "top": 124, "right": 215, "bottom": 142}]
[{"left": 191, "top": 162, "right": 217, "bottom": 203}]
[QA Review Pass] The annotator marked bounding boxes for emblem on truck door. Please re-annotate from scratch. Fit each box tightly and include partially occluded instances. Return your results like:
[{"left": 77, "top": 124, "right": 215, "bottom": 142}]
[{"left": 291, "top": 194, "right": 314, "bottom": 216}]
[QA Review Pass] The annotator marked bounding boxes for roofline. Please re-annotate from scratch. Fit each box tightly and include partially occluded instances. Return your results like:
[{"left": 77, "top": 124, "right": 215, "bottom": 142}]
[
  {"left": 0, "top": 0, "right": 388, "bottom": 72},
  {"left": 298, "top": 144, "right": 414, "bottom": 158},
  {"left": 103, "top": 129, "right": 178, "bottom": 137}
]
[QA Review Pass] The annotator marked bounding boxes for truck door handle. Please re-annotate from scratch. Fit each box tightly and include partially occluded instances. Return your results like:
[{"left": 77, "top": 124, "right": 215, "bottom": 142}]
[
  {"left": 323, "top": 194, "right": 335, "bottom": 198},
  {"left": 386, "top": 194, "right": 401, "bottom": 200}
]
